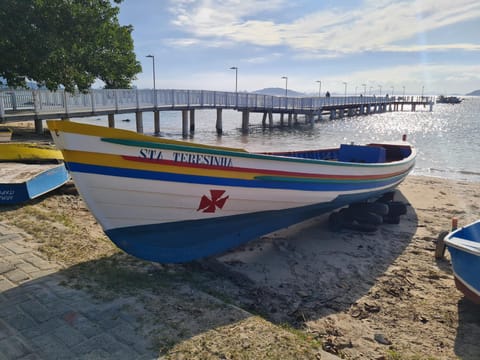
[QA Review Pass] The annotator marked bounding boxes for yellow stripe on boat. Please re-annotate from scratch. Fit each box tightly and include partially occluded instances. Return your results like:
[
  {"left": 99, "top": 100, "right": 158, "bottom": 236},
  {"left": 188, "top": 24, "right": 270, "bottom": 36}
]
[{"left": 47, "top": 120, "right": 246, "bottom": 153}]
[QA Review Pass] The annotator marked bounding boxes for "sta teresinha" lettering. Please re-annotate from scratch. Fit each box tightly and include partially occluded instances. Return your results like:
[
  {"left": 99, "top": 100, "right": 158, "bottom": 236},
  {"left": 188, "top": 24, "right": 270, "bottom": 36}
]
[{"left": 173, "top": 152, "right": 233, "bottom": 167}]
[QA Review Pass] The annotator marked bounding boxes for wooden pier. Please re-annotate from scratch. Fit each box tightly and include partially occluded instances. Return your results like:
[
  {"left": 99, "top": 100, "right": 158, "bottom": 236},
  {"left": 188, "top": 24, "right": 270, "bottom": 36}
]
[{"left": 0, "top": 89, "right": 434, "bottom": 136}]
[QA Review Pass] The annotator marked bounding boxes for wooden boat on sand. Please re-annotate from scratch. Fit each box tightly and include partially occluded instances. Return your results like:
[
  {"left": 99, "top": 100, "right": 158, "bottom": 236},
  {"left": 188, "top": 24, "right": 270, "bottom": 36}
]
[
  {"left": 0, "top": 142, "right": 68, "bottom": 205},
  {"left": 47, "top": 120, "right": 416, "bottom": 263},
  {"left": 0, "top": 142, "right": 63, "bottom": 161},
  {"left": 444, "top": 220, "right": 480, "bottom": 304}
]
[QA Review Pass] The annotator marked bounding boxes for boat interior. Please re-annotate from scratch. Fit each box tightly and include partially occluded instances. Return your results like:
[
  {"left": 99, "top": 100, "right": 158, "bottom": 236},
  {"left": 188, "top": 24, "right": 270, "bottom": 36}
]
[{"left": 265, "top": 143, "right": 413, "bottom": 164}]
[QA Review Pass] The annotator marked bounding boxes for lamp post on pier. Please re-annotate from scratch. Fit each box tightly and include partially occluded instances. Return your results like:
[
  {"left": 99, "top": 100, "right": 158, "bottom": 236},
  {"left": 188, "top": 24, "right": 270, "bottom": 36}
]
[
  {"left": 343, "top": 81, "right": 347, "bottom": 103},
  {"left": 230, "top": 66, "right": 238, "bottom": 107},
  {"left": 362, "top": 83, "right": 366, "bottom": 96},
  {"left": 281, "top": 76, "right": 288, "bottom": 97},
  {"left": 146, "top": 55, "right": 156, "bottom": 108},
  {"left": 378, "top": 85, "right": 382, "bottom": 97},
  {"left": 316, "top": 80, "right": 322, "bottom": 97}
]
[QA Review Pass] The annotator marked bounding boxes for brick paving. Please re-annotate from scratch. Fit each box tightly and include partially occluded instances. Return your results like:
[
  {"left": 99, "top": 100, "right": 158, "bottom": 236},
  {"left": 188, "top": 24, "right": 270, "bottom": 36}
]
[{"left": 0, "top": 223, "right": 157, "bottom": 360}]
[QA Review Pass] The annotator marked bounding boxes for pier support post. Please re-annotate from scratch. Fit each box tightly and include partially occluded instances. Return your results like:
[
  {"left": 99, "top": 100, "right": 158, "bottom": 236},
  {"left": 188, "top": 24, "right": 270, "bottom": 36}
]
[
  {"left": 182, "top": 110, "right": 188, "bottom": 138},
  {"left": 216, "top": 108, "right": 223, "bottom": 135},
  {"left": 412, "top": 104, "right": 416, "bottom": 112},
  {"left": 268, "top": 112, "right": 273, "bottom": 128},
  {"left": 294, "top": 114, "right": 298, "bottom": 124},
  {"left": 34, "top": 118, "right": 43, "bottom": 134},
  {"left": 241, "top": 110, "right": 249, "bottom": 133},
  {"left": 135, "top": 112, "right": 143, "bottom": 134},
  {"left": 154, "top": 111, "right": 160, "bottom": 134},
  {"left": 338, "top": 109, "right": 344, "bottom": 118},
  {"left": 262, "top": 112, "right": 267, "bottom": 127},
  {"left": 280, "top": 113, "right": 285, "bottom": 127},
  {"left": 330, "top": 110, "right": 336, "bottom": 120},
  {"left": 306, "top": 114, "right": 314, "bottom": 125},
  {"left": 108, "top": 113, "right": 115, "bottom": 128},
  {"left": 288, "top": 113, "right": 293, "bottom": 127},
  {"left": 189, "top": 109, "right": 195, "bottom": 132}
]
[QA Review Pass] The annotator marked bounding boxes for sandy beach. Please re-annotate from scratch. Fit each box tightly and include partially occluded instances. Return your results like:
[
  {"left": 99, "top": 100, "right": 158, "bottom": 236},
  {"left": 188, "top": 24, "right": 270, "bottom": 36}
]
[{"left": 1, "top": 122, "right": 480, "bottom": 359}]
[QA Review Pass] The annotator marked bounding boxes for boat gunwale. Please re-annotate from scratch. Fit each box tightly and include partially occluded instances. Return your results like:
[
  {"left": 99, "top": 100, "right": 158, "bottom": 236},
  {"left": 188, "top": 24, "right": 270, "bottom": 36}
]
[
  {"left": 100, "top": 137, "right": 416, "bottom": 168},
  {"left": 47, "top": 119, "right": 416, "bottom": 168}
]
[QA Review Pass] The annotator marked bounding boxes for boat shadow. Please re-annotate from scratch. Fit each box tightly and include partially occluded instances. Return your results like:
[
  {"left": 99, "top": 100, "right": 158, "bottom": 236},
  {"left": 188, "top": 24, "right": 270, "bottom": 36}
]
[
  {"left": 0, "top": 190, "right": 418, "bottom": 357},
  {"left": 454, "top": 297, "right": 480, "bottom": 358},
  {"left": 206, "top": 189, "right": 418, "bottom": 325}
]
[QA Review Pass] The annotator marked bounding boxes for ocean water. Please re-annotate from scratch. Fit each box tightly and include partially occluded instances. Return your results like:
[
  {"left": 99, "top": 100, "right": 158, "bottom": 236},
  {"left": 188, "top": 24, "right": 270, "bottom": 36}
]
[{"left": 73, "top": 96, "right": 480, "bottom": 183}]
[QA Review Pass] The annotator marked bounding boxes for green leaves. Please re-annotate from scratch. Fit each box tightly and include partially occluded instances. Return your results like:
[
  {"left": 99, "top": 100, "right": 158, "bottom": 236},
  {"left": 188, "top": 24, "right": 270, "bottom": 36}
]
[{"left": 0, "top": 0, "right": 141, "bottom": 92}]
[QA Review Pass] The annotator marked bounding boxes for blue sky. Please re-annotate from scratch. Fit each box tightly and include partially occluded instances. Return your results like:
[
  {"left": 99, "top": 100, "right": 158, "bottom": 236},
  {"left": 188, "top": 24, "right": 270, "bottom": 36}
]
[{"left": 116, "top": 0, "right": 480, "bottom": 95}]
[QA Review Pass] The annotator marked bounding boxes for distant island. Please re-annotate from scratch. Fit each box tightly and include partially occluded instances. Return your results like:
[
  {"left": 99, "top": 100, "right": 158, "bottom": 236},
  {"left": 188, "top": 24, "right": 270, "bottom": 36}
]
[
  {"left": 254, "top": 87, "right": 306, "bottom": 97},
  {"left": 466, "top": 89, "right": 480, "bottom": 96}
]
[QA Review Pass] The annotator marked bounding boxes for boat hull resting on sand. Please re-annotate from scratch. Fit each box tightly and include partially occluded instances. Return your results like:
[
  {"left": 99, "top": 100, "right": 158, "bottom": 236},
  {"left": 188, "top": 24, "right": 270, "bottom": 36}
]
[{"left": 47, "top": 120, "right": 416, "bottom": 263}]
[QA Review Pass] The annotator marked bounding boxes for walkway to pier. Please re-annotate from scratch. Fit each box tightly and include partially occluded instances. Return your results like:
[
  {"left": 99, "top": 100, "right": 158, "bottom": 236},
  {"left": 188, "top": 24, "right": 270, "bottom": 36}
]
[{"left": 0, "top": 89, "right": 434, "bottom": 136}]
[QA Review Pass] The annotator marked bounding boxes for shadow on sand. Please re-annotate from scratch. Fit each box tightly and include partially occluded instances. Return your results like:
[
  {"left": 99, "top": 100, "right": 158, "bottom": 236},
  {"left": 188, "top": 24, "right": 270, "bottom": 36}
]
[{"left": 0, "top": 190, "right": 419, "bottom": 357}]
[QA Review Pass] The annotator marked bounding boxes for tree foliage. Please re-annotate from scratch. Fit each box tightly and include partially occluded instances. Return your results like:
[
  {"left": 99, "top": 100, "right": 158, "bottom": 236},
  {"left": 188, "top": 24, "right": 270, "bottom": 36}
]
[{"left": 0, "top": 0, "right": 141, "bottom": 91}]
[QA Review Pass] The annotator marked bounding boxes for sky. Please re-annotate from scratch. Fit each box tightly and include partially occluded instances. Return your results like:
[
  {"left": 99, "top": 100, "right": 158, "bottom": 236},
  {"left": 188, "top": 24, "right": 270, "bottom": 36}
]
[{"left": 115, "top": 0, "right": 480, "bottom": 95}]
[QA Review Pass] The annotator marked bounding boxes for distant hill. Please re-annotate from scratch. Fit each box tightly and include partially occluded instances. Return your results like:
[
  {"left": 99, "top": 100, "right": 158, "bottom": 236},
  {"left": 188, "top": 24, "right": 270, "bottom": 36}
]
[
  {"left": 254, "top": 87, "right": 305, "bottom": 97},
  {"left": 466, "top": 89, "right": 480, "bottom": 96}
]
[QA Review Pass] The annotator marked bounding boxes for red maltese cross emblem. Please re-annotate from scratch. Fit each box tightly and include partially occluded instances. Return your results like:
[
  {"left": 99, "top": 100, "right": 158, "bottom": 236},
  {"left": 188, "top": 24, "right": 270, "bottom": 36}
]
[{"left": 197, "top": 190, "right": 229, "bottom": 213}]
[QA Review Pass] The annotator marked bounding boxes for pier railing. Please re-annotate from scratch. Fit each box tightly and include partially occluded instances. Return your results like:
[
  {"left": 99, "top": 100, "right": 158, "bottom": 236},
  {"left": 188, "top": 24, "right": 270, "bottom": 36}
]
[{"left": 0, "top": 88, "right": 433, "bottom": 120}]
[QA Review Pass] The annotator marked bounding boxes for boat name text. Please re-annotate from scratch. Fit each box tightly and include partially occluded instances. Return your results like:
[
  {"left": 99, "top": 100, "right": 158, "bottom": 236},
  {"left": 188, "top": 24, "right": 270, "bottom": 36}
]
[
  {"left": 173, "top": 152, "right": 233, "bottom": 167},
  {"left": 0, "top": 189, "right": 14, "bottom": 201},
  {"left": 140, "top": 148, "right": 163, "bottom": 160},
  {"left": 138, "top": 148, "right": 234, "bottom": 167}
]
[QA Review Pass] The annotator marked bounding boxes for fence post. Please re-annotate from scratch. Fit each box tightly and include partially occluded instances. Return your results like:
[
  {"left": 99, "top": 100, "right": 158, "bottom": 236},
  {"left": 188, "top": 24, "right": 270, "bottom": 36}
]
[
  {"left": 33, "top": 90, "right": 40, "bottom": 115},
  {"left": 63, "top": 90, "right": 70, "bottom": 116},
  {"left": 0, "top": 92, "right": 4, "bottom": 118},
  {"left": 114, "top": 90, "right": 119, "bottom": 111},
  {"left": 91, "top": 90, "right": 96, "bottom": 113}
]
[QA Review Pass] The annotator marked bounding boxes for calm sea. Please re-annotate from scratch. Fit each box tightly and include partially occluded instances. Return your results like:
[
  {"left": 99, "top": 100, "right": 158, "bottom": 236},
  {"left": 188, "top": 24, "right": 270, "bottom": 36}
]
[{"left": 73, "top": 96, "right": 480, "bottom": 183}]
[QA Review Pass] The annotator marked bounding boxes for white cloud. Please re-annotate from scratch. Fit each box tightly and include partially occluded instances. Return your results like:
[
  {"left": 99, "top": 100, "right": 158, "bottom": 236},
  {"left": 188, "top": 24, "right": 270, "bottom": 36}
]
[{"left": 167, "top": 0, "right": 480, "bottom": 56}]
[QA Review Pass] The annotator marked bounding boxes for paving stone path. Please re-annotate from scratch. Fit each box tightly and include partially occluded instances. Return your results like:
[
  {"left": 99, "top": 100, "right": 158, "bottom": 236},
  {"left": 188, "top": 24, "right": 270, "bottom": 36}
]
[{"left": 0, "top": 222, "right": 157, "bottom": 360}]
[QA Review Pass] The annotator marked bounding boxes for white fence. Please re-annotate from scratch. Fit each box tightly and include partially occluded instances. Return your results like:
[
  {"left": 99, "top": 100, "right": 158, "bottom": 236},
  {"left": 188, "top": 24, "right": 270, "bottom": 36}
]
[{"left": 0, "top": 88, "right": 432, "bottom": 118}]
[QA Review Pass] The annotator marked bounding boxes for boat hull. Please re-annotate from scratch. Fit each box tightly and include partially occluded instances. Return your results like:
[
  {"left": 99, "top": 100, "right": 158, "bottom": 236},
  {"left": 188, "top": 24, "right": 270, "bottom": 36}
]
[
  {"left": 0, "top": 142, "right": 63, "bottom": 161},
  {"left": 444, "top": 220, "right": 480, "bottom": 304},
  {"left": 0, "top": 163, "right": 69, "bottom": 204},
  {"left": 47, "top": 120, "right": 416, "bottom": 263}
]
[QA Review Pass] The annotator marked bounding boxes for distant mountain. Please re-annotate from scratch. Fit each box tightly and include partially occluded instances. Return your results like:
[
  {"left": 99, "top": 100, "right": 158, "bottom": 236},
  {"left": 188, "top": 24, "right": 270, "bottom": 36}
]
[
  {"left": 253, "top": 87, "right": 305, "bottom": 97},
  {"left": 466, "top": 89, "right": 480, "bottom": 96}
]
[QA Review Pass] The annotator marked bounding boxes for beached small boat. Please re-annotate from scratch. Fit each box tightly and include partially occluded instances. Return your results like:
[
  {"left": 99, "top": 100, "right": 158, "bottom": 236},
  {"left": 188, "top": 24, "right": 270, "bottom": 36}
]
[
  {"left": 47, "top": 120, "right": 416, "bottom": 263},
  {"left": 444, "top": 220, "right": 480, "bottom": 304},
  {"left": 0, "top": 142, "right": 68, "bottom": 205},
  {"left": 0, "top": 163, "right": 69, "bottom": 204},
  {"left": 0, "top": 127, "right": 12, "bottom": 142},
  {"left": 0, "top": 142, "right": 63, "bottom": 161}
]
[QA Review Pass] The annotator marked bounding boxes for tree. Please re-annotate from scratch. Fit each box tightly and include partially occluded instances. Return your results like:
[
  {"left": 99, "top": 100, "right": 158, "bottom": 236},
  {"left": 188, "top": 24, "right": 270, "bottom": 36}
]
[{"left": 0, "top": 0, "right": 142, "bottom": 92}]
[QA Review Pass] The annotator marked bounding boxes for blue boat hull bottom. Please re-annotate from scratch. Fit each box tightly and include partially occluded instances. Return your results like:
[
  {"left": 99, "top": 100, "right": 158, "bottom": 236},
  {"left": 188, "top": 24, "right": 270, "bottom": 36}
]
[
  {"left": 444, "top": 220, "right": 480, "bottom": 304},
  {"left": 106, "top": 188, "right": 395, "bottom": 263},
  {"left": 0, "top": 163, "right": 69, "bottom": 205}
]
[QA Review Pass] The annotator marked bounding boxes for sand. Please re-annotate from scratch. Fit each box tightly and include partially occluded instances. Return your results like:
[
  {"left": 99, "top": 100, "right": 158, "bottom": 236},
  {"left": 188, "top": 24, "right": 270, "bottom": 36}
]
[{"left": 2, "top": 122, "right": 480, "bottom": 359}]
